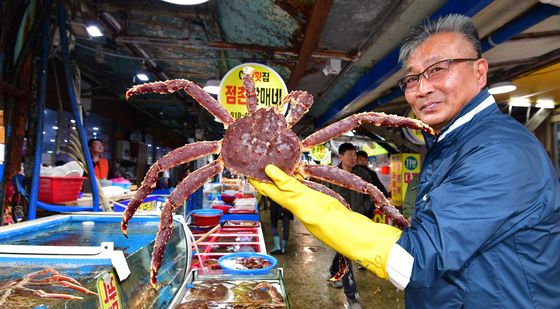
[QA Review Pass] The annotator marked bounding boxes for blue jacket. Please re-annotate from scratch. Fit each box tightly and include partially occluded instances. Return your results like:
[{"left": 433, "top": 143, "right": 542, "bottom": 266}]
[{"left": 397, "top": 89, "right": 560, "bottom": 308}]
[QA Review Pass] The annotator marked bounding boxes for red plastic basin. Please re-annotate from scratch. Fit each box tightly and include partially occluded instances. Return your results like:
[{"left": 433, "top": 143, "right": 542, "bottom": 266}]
[
  {"left": 212, "top": 204, "right": 232, "bottom": 214},
  {"left": 221, "top": 194, "right": 236, "bottom": 204},
  {"left": 191, "top": 209, "right": 223, "bottom": 227}
]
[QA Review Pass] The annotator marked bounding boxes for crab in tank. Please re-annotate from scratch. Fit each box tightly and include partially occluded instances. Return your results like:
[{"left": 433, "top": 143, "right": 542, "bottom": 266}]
[{"left": 121, "top": 66, "right": 435, "bottom": 288}]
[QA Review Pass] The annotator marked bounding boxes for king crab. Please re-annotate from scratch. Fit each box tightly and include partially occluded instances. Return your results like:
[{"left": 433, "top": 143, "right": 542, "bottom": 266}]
[
  {"left": 121, "top": 66, "right": 435, "bottom": 288},
  {"left": 0, "top": 268, "right": 97, "bottom": 306}
]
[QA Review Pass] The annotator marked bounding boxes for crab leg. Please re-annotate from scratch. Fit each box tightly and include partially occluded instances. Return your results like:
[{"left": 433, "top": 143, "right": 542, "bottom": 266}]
[
  {"left": 242, "top": 67, "right": 258, "bottom": 114},
  {"left": 18, "top": 286, "right": 85, "bottom": 300},
  {"left": 284, "top": 91, "right": 314, "bottom": 127},
  {"left": 121, "top": 141, "right": 221, "bottom": 237},
  {"left": 126, "top": 80, "right": 235, "bottom": 126},
  {"left": 330, "top": 255, "right": 349, "bottom": 282},
  {"left": 24, "top": 268, "right": 97, "bottom": 295},
  {"left": 28, "top": 280, "right": 97, "bottom": 295},
  {"left": 301, "top": 112, "right": 435, "bottom": 150},
  {"left": 300, "top": 163, "right": 410, "bottom": 229},
  {"left": 150, "top": 160, "right": 224, "bottom": 289}
]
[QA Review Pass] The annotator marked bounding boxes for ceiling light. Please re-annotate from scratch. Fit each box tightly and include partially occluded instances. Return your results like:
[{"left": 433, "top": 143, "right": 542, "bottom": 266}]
[
  {"left": 535, "top": 99, "right": 555, "bottom": 109},
  {"left": 86, "top": 25, "right": 103, "bottom": 37},
  {"left": 509, "top": 97, "right": 531, "bottom": 107},
  {"left": 488, "top": 81, "right": 517, "bottom": 95},
  {"left": 322, "top": 58, "right": 342, "bottom": 76},
  {"left": 203, "top": 80, "right": 220, "bottom": 95},
  {"left": 136, "top": 73, "right": 149, "bottom": 81},
  {"left": 161, "top": 0, "right": 209, "bottom": 5}
]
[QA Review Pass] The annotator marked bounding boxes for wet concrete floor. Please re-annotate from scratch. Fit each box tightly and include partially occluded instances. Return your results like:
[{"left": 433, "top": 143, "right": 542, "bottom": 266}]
[{"left": 259, "top": 209, "right": 404, "bottom": 309}]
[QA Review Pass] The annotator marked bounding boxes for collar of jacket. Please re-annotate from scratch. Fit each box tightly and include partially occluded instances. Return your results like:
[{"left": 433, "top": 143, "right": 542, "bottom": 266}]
[{"left": 422, "top": 88, "right": 495, "bottom": 148}]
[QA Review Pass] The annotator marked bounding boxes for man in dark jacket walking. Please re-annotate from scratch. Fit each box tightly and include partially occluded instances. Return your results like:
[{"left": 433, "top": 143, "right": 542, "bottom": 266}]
[{"left": 325, "top": 142, "right": 370, "bottom": 309}]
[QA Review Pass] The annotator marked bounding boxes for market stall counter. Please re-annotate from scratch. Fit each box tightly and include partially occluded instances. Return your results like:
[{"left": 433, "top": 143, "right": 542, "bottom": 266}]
[
  {"left": 0, "top": 213, "right": 189, "bottom": 308},
  {"left": 190, "top": 221, "right": 266, "bottom": 271}
]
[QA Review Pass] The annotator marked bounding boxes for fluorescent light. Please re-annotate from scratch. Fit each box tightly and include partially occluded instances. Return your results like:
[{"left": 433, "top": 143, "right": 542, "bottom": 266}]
[
  {"left": 148, "top": 144, "right": 152, "bottom": 147},
  {"left": 93, "top": 132, "right": 97, "bottom": 136},
  {"left": 92, "top": 127, "right": 99, "bottom": 131},
  {"left": 161, "top": 0, "right": 209, "bottom": 5},
  {"left": 86, "top": 25, "right": 103, "bottom": 37},
  {"left": 70, "top": 119, "right": 76, "bottom": 123},
  {"left": 52, "top": 126, "right": 58, "bottom": 130},
  {"left": 535, "top": 99, "right": 555, "bottom": 109},
  {"left": 489, "top": 81, "right": 517, "bottom": 94},
  {"left": 203, "top": 80, "right": 220, "bottom": 95},
  {"left": 136, "top": 73, "right": 149, "bottom": 81},
  {"left": 509, "top": 97, "right": 531, "bottom": 107},
  {"left": 49, "top": 139, "right": 55, "bottom": 142}
]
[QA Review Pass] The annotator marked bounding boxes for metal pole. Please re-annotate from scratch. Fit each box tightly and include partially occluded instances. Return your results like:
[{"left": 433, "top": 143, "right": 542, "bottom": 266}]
[
  {"left": 57, "top": 0, "right": 99, "bottom": 211},
  {"left": 27, "top": 5, "right": 51, "bottom": 220}
]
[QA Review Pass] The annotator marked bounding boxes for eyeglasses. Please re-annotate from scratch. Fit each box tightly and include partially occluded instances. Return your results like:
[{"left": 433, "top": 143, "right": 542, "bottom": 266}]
[{"left": 398, "top": 58, "right": 479, "bottom": 92}]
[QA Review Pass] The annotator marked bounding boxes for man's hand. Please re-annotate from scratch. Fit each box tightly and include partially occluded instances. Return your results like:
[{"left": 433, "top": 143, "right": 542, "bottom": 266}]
[{"left": 250, "top": 165, "right": 404, "bottom": 280}]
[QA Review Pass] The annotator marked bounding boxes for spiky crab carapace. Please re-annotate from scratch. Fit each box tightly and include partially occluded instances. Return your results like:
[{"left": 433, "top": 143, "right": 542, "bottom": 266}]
[{"left": 121, "top": 67, "right": 435, "bottom": 288}]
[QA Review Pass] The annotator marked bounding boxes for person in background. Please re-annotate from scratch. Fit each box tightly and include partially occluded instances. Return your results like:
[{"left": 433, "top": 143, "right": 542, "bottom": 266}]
[
  {"left": 401, "top": 175, "right": 419, "bottom": 221},
  {"left": 251, "top": 14, "right": 560, "bottom": 308},
  {"left": 267, "top": 197, "right": 293, "bottom": 255},
  {"left": 325, "top": 142, "right": 370, "bottom": 309},
  {"left": 356, "top": 151, "right": 388, "bottom": 197},
  {"left": 88, "top": 138, "right": 109, "bottom": 179},
  {"left": 356, "top": 150, "right": 389, "bottom": 219}
]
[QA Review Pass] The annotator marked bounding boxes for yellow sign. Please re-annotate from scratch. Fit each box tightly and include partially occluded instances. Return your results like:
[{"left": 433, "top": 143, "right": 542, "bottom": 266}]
[
  {"left": 218, "top": 63, "right": 288, "bottom": 119},
  {"left": 403, "top": 110, "right": 425, "bottom": 145},
  {"left": 361, "top": 141, "right": 388, "bottom": 157},
  {"left": 310, "top": 144, "right": 328, "bottom": 161},
  {"left": 390, "top": 153, "right": 421, "bottom": 207},
  {"left": 97, "top": 271, "right": 122, "bottom": 309}
]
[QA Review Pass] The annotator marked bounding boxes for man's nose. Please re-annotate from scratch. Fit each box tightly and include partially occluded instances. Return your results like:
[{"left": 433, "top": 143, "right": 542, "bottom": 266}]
[{"left": 416, "top": 75, "right": 434, "bottom": 96}]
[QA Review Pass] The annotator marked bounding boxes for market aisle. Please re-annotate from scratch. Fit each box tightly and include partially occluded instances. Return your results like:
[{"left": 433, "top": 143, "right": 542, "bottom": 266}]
[{"left": 259, "top": 209, "right": 404, "bottom": 309}]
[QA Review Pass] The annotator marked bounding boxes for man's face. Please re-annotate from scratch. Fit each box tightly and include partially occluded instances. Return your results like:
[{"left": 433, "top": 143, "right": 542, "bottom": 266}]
[
  {"left": 339, "top": 150, "right": 357, "bottom": 169},
  {"left": 356, "top": 156, "right": 369, "bottom": 166},
  {"left": 90, "top": 141, "right": 104, "bottom": 154},
  {"left": 403, "top": 32, "right": 488, "bottom": 131}
]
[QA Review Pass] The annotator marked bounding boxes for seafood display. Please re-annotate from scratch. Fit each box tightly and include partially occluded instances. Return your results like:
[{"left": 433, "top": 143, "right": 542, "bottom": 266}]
[
  {"left": 0, "top": 268, "right": 97, "bottom": 306},
  {"left": 221, "top": 257, "right": 272, "bottom": 270},
  {"left": 121, "top": 66, "right": 435, "bottom": 288},
  {"left": 180, "top": 280, "right": 286, "bottom": 308}
]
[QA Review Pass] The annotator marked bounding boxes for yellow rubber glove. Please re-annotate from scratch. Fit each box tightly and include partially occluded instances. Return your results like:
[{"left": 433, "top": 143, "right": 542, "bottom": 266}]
[{"left": 250, "top": 165, "right": 403, "bottom": 280}]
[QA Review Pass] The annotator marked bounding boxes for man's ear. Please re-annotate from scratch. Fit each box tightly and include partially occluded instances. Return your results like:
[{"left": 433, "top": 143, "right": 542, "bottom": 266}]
[{"left": 475, "top": 58, "right": 489, "bottom": 90}]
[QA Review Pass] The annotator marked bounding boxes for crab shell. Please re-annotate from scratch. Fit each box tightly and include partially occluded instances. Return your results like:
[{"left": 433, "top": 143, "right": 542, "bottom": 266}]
[{"left": 220, "top": 106, "right": 301, "bottom": 182}]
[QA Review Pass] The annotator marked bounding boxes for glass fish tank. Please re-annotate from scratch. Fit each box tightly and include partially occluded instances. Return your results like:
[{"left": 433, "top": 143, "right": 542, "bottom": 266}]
[{"left": 0, "top": 213, "right": 189, "bottom": 308}]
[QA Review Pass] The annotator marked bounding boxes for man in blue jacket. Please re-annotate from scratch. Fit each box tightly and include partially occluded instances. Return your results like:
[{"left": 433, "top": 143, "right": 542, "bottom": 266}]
[{"left": 251, "top": 14, "right": 560, "bottom": 308}]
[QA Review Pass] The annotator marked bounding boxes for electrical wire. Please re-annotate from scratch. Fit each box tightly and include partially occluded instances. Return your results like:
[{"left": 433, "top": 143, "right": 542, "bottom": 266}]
[{"left": 74, "top": 41, "right": 296, "bottom": 63}]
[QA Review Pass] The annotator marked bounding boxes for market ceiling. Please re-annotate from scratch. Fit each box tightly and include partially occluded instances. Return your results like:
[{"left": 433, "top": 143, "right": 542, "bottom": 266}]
[{"left": 67, "top": 0, "right": 560, "bottom": 149}]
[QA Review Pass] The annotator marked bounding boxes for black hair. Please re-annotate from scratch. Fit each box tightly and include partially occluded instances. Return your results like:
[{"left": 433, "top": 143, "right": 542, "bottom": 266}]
[
  {"left": 338, "top": 142, "right": 356, "bottom": 156},
  {"left": 356, "top": 150, "right": 368, "bottom": 159},
  {"left": 88, "top": 138, "right": 102, "bottom": 147}
]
